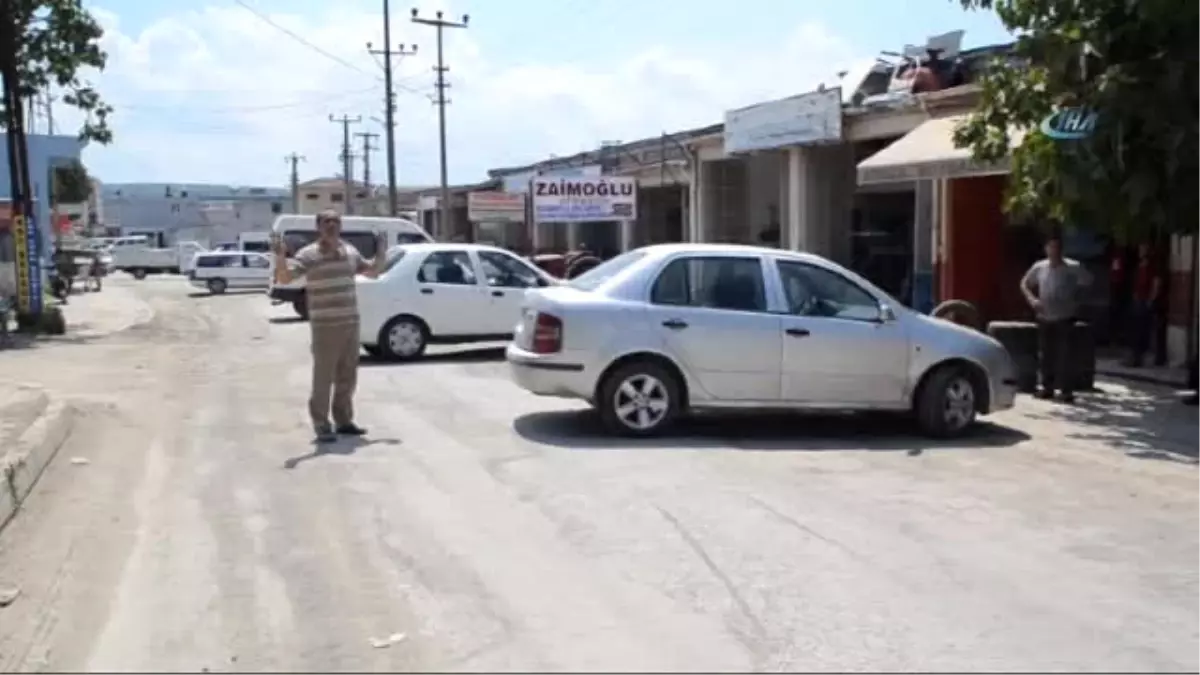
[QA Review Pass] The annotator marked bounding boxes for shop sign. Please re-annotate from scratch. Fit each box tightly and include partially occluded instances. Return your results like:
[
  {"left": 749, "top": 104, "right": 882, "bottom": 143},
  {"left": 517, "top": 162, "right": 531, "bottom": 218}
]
[
  {"left": 1040, "top": 107, "right": 1097, "bottom": 140},
  {"left": 724, "top": 87, "right": 843, "bottom": 154},
  {"left": 10, "top": 209, "right": 43, "bottom": 314},
  {"left": 531, "top": 176, "right": 637, "bottom": 222},
  {"left": 468, "top": 191, "right": 526, "bottom": 223}
]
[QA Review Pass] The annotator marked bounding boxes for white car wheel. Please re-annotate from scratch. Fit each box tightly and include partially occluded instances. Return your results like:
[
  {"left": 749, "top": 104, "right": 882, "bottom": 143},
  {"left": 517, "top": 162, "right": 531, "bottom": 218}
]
[
  {"left": 942, "top": 376, "right": 977, "bottom": 432},
  {"left": 598, "top": 361, "right": 681, "bottom": 436},
  {"left": 380, "top": 316, "right": 427, "bottom": 361}
]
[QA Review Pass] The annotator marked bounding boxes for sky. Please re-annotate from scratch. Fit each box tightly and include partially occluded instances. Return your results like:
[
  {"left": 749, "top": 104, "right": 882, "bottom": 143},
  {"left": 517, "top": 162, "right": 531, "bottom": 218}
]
[{"left": 40, "top": 0, "right": 1012, "bottom": 189}]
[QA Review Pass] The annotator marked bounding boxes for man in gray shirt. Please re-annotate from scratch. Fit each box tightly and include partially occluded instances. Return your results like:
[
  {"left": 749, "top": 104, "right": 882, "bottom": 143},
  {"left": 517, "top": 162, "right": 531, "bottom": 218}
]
[{"left": 1020, "top": 231, "right": 1093, "bottom": 402}]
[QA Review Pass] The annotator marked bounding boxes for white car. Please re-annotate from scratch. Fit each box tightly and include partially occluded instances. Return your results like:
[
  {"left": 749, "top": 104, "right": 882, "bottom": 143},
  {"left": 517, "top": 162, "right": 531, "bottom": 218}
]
[
  {"left": 357, "top": 243, "right": 559, "bottom": 360},
  {"left": 506, "top": 243, "right": 1019, "bottom": 438},
  {"left": 188, "top": 251, "right": 272, "bottom": 294}
]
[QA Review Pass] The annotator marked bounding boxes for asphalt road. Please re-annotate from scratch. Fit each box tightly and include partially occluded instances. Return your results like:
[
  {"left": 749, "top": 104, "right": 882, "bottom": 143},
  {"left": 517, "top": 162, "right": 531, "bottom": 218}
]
[{"left": 0, "top": 277, "right": 1196, "bottom": 672}]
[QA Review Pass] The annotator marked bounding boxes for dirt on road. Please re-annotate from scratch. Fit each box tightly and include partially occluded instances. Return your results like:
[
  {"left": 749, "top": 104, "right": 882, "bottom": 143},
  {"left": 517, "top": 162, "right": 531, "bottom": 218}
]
[{"left": 0, "top": 277, "right": 1196, "bottom": 672}]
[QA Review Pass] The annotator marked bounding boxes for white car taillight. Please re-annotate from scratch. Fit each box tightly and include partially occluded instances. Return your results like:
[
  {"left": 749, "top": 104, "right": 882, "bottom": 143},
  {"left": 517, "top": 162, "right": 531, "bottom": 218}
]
[{"left": 531, "top": 312, "right": 563, "bottom": 354}]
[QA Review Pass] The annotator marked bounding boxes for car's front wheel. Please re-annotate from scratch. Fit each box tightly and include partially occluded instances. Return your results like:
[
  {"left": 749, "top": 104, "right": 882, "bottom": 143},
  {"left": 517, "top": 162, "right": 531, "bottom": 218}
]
[
  {"left": 378, "top": 315, "right": 428, "bottom": 361},
  {"left": 915, "top": 364, "right": 979, "bottom": 438},
  {"left": 597, "top": 360, "right": 681, "bottom": 437},
  {"left": 207, "top": 278, "right": 227, "bottom": 295}
]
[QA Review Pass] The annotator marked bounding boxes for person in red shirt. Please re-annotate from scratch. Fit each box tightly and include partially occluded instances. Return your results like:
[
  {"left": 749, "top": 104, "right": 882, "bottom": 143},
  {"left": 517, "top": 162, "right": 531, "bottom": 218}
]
[{"left": 1125, "top": 242, "right": 1162, "bottom": 367}]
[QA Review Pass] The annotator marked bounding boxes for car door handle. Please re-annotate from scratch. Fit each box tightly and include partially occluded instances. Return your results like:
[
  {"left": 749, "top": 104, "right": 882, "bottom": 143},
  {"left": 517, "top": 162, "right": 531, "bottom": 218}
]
[
  {"left": 785, "top": 327, "right": 811, "bottom": 337},
  {"left": 491, "top": 290, "right": 504, "bottom": 297},
  {"left": 662, "top": 319, "right": 688, "bottom": 330},
  {"left": 420, "top": 287, "right": 433, "bottom": 295}
]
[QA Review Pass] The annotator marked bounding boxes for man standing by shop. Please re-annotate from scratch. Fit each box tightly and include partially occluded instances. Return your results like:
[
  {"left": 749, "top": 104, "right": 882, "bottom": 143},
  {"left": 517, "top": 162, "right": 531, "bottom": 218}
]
[
  {"left": 1124, "top": 242, "right": 1162, "bottom": 368},
  {"left": 1021, "top": 230, "right": 1093, "bottom": 403},
  {"left": 273, "top": 210, "right": 386, "bottom": 442}
]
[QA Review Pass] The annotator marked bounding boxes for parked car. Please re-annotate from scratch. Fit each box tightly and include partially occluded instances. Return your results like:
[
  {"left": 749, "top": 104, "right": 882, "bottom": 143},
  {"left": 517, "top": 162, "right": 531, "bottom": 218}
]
[
  {"left": 188, "top": 251, "right": 272, "bottom": 294},
  {"left": 357, "top": 243, "right": 559, "bottom": 360},
  {"left": 112, "top": 241, "right": 206, "bottom": 279},
  {"left": 505, "top": 243, "right": 1019, "bottom": 438}
]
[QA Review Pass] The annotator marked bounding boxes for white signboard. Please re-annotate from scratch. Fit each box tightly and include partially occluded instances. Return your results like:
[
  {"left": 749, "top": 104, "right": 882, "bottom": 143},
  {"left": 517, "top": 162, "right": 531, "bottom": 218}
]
[
  {"left": 501, "top": 164, "right": 602, "bottom": 194},
  {"left": 468, "top": 191, "right": 526, "bottom": 223},
  {"left": 724, "top": 87, "right": 843, "bottom": 154},
  {"left": 532, "top": 176, "right": 637, "bottom": 222}
]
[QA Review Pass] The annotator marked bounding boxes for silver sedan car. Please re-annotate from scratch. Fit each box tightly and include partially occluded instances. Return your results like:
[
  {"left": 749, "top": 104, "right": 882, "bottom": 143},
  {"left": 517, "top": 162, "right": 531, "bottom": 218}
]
[{"left": 506, "top": 243, "right": 1019, "bottom": 438}]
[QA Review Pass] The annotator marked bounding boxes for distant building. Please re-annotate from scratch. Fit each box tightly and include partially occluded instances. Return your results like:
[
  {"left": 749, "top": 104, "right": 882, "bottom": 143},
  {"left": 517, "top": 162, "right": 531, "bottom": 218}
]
[
  {"left": 100, "top": 183, "right": 289, "bottom": 248},
  {"left": 0, "top": 133, "right": 85, "bottom": 258},
  {"left": 294, "top": 177, "right": 374, "bottom": 216}
]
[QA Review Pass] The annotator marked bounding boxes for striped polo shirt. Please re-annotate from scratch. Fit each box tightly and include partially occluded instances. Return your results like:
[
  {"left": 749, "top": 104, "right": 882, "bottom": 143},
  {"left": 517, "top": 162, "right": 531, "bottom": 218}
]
[{"left": 291, "top": 241, "right": 364, "bottom": 327}]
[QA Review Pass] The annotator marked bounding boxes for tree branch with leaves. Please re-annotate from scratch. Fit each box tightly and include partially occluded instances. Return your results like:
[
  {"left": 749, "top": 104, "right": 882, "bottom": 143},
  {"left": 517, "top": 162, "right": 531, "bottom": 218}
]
[{"left": 952, "top": 0, "right": 1198, "bottom": 241}]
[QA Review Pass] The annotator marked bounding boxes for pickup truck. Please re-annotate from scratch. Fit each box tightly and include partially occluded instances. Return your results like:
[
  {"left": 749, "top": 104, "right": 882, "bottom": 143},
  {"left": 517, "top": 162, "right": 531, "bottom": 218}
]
[{"left": 112, "top": 242, "right": 206, "bottom": 279}]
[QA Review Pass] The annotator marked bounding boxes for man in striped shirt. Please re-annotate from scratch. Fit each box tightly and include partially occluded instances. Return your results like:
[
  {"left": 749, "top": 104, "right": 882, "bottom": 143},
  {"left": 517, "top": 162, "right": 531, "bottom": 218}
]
[{"left": 273, "top": 210, "right": 386, "bottom": 442}]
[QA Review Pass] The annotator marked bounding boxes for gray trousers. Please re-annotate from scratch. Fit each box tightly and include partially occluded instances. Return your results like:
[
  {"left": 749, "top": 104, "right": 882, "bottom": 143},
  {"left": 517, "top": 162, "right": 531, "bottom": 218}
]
[{"left": 309, "top": 322, "right": 359, "bottom": 429}]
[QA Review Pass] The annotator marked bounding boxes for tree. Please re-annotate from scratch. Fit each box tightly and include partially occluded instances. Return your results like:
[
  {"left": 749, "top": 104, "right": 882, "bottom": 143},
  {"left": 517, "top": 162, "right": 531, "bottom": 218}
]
[
  {"left": 51, "top": 159, "right": 90, "bottom": 203},
  {"left": 953, "top": 0, "right": 1198, "bottom": 242},
  {"left": 0, "top": 0, "right": 114, "bottom": 143}
]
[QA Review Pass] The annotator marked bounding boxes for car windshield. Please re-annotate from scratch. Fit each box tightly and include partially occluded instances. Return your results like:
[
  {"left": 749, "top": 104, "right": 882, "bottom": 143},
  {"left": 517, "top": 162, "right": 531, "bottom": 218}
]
[
  {"left": 281, "top": 230, "right": 380, "bottom": 258},
  {"left": 381, "top": 249, "right": 407, "bottom": 274},
  {"left": 567, "top": 250, "right": 647, "bottom": 292}
]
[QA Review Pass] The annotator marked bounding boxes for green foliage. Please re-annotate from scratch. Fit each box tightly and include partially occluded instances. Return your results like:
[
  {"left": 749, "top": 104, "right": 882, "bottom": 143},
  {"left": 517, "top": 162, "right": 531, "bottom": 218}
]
[
  {"left": 0, "top": 0, "right": 113, "bottom": 143},
  {"left": 51, "top": 159, "right": 89, "bottom": 202},
  {"left": 953, "top": 0, "right": 1198, "bottom": 241}
]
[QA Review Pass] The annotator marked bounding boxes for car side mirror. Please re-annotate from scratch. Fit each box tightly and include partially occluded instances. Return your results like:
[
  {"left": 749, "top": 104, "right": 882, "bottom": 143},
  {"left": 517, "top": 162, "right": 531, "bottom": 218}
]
[{"left": 878, "top": 303, "right": 897, "bottom": 323}]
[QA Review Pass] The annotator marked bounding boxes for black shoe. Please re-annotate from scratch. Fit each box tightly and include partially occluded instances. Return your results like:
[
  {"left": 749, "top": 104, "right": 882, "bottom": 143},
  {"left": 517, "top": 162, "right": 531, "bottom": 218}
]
[
  {"left": 314, "top": 425, "right": 337, "bottom": 443},
  {"left": 1034, "top": 389, "right": 1055, "bottom": 400},
  {"left": 1059, "top": 392, "right": 1076, "bottom": 404},
  {"left": 336, "top": 423, "right": 367, "bottom": 436}
]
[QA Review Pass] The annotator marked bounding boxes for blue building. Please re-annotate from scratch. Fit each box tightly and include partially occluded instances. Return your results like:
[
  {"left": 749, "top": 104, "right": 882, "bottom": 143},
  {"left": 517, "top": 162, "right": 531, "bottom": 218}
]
[
  {"left": 0, "top": 133, "right": 85, "bottom": 253},
  {"left": 100, "top": 182, "right": 290, "bottom": 247}
]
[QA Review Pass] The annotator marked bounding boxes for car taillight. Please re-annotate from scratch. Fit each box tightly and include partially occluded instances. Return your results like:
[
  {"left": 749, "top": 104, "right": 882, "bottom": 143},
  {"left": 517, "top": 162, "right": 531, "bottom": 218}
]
[{"left": 532, "top": 312, "right": 562, "bottom": 354}]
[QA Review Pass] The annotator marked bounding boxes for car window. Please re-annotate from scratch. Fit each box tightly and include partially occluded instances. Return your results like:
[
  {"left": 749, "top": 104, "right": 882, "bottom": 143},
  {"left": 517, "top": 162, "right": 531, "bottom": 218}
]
[
  {"left": 478, "top": 250, "right": 541, "bottom": 288},
  {"left": 244, "top": 254, "right": 270, "bottom": 269},
  {"left": 776, "top": 261, "right": 880, "bottom": 321},
  {"left": 381, "top": 250, "right": 406, "bottom": 274},
  {"left": 567, "top": 250, "right": 647, "bottom": 291},
  {"left": 650, "top": 256, "right": 766, "bottom": 312},
  {"left": 416, "top": 250, "right": 476, "bottom": 285},
  {"left": 241, "top": 241, "right": 270, "bottom": 253},
  {"left": 197, "top": 255, "right": 237, "bottom": 268}
]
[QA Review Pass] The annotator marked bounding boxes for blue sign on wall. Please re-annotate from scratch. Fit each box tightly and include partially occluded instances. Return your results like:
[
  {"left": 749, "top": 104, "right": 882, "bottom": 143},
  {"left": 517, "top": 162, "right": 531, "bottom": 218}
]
[
  {"left": 26, "top": 212, "right": 42, "bottom": 313},
  {"left": 1040, "top": 107, "right": 1097, "bottom": 140}
]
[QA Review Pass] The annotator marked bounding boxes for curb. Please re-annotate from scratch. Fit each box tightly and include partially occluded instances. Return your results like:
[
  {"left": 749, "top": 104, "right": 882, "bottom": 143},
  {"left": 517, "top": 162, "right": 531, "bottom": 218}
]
[{"left": 0, "top": 399, "right": 78, "bottom": 534}]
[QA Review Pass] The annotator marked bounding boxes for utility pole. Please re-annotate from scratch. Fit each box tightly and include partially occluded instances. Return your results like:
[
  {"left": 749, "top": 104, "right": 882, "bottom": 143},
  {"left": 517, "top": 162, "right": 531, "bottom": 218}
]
[
  {"left": 285, "top": 153, "right": 306, "bottom": 213},
  {"left": 368, "top": 2, "right": 418, "bottom": 218},
  {"left": 411, "top": 7, "right": 468, "bottom": 240},
  {"left": 354, "top": 131, "right": 379, "bottom": 191},
  {"left": 44, "top": 92, "right": 54, "bottom": 135},
  {"left": 330, "top": 113, "right": 361, "bottom": 214}
]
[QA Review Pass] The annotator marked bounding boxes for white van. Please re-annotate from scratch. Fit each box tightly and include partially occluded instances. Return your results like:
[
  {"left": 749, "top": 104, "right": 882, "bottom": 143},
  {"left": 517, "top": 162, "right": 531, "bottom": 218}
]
[
  {"left": 237, "top": 231, "right": 272, "bottom": 254},
  {"left": 188, "top": 251, "right": 272, "bottom": 295},
  {"left": 267, "top": 214, "right": 433, "bottom": 319}
]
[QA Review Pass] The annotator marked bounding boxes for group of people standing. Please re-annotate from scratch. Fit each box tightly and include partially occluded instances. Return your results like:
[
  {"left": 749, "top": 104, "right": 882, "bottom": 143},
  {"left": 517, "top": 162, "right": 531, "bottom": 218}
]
[{"left": 1020, "top": 230, "right": 1197, "bottom": 405}]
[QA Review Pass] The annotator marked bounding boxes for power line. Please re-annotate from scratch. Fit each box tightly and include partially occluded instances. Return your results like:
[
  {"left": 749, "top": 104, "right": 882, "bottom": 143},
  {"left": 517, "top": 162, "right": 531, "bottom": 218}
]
[
  {"left": 411, "top": 7, "right": 469, "bottom": 241},
  {"left": 231, "top": 0, "right": 382, "bottom": 81},
  {"left": 111, "top": 86, "right": 381, "bottom": 113}
]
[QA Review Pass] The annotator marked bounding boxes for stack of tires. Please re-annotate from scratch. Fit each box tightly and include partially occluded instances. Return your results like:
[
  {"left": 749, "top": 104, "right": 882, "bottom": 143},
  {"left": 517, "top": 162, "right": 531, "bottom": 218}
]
[{"left": 986, "top": 321, "right": 1039, "bottom": 393}]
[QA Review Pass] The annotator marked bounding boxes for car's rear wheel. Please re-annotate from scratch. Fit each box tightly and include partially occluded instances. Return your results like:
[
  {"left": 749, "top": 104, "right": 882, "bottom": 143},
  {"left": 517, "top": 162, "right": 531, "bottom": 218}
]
[
  {"left": 378, "top": 315, "right": 428, "bottom": 361},
  {"left": 362, "top": 344, "right": 382, "bottom": 358},
  {"left": 915, "top": 365, "right": 979, "bottom": 438},
  {"left": 131, "top": 268, "right": 147, "bottom": 280},
  {"left": 597, "top": 360, "right": 681, "bottom": 437},
  {"left": 207, "top": 278, "right": 227, "bottom": 295}
]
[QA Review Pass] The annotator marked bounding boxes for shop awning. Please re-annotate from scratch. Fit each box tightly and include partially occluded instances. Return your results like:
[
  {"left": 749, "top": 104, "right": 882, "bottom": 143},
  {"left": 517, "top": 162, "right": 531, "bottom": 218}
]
[{"left": 857, "top": 114, "right": 1023, "bottom": 185}]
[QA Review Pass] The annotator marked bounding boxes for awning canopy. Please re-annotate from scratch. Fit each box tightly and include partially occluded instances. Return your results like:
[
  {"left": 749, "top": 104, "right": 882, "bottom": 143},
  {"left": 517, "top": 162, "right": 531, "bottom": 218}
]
[{"left": 856, "top": 114, "right": 1022, "bottom": 185}]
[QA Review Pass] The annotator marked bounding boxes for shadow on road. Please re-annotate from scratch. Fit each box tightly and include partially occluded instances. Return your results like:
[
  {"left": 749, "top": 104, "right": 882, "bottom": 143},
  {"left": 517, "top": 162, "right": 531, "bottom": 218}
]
[
  {"left": 186, "top": 290, "right": 268, "bottom": 299},
  {"left": 282, "top": 435, "right": 402, "bottom": 469},
  {"left": 360, "top": 346, "right": 506, "bottom": 366},
  {"left": 513, "top": 409, "right": 1030, "bottom": 453},
  {"left": 1029, "top": 379, "right": 1199, "bottom": 464}
]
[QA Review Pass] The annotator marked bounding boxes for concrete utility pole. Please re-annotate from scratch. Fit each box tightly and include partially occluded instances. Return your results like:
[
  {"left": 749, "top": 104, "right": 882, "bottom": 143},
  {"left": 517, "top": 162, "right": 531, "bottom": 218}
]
[
  {"left": 368, "top": 1, "right": 418, "bottom": 218},
  {"left": 354, "top": 131, "right": 379, "bottom": 191},
  {"left": 330, "top": 114, "right": 362, "bottom": 214},
  {"left": 285, "top": 153, "right": 306, "bottom": 213},
  {"left": 411, "top": 7, "right": 468, "bottom": 240}
]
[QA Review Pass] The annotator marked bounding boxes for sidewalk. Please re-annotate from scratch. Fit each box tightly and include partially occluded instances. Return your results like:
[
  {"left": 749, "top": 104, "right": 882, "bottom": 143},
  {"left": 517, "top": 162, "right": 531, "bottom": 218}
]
[
  {"left": 1, "top": 280, "right": 154, "bottom": 346},
  {"left": 0, "top": 382, "right": 78, "bottom": 532},
  {"left": 1096, "top": 357, "right": 1190, "bottom": 389}
]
